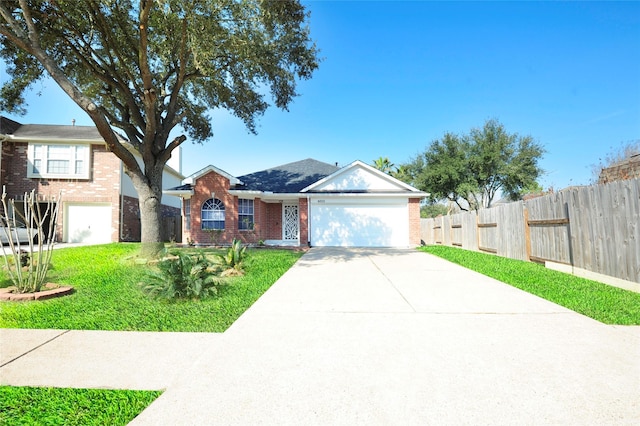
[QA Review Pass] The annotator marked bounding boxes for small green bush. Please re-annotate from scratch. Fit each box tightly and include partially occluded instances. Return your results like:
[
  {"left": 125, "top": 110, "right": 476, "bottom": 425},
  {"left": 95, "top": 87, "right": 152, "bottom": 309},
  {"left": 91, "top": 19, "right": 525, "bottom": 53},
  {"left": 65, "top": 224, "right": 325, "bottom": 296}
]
[
  {"left": 213, "top": 238, "right": 247, "bottom": 276},
  {"left": 140, "top": 251, "right": 223, "bottom": 300}
]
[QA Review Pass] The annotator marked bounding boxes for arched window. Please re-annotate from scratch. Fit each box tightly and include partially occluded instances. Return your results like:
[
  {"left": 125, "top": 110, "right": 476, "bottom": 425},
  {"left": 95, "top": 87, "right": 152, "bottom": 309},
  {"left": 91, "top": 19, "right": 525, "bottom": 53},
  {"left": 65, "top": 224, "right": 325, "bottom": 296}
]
[{"left": 201, "top": 198, "right": 225, "bottom": 230}]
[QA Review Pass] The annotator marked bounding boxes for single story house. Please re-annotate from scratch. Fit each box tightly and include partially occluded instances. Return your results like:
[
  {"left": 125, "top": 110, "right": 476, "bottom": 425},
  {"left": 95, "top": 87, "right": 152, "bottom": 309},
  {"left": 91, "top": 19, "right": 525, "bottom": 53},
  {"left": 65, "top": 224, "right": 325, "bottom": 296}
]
[{"left": 164, "top": 158, "right": 427, "bottom": 247}]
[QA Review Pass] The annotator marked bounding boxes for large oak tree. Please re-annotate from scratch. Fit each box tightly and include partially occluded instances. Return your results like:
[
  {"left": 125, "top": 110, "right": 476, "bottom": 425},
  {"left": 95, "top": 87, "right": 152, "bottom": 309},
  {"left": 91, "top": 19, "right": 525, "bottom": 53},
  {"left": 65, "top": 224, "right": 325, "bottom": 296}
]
[
  {"left": 404, "top": 119, "right": 545, "bottom": 211},
  {"left": 0, "top": 0, "right": 319, "bottom": 255}
]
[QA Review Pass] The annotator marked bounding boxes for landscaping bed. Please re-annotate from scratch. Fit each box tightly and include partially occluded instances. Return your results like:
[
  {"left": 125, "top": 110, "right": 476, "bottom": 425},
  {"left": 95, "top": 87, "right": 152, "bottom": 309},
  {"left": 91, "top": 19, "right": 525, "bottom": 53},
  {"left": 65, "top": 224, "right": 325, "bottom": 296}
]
[{"left": 0, "top": 243, "right": 303, "bottom": 332}]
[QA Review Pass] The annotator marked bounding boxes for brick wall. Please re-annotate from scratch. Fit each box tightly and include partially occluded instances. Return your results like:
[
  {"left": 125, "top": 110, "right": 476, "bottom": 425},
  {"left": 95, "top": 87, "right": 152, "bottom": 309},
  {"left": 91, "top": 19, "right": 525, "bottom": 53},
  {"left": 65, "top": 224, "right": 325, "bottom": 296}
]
[
  {"left": 187, "top": 171, "right": 266, "bottom": 245},
  {"left": 408, "top": 198, "right": 421, "bottom": 246},
  {"left": 598, "top": 155, "right": 640, "bottom": 184},
  {"left": 264, "top": 203, "right": 282, "bottom": 240},
  {"left": 121, "top": 195, "right": 140, "bottom": 242},
  {"left": 299, "top": 197, "right": 309, "bottom": 245}
]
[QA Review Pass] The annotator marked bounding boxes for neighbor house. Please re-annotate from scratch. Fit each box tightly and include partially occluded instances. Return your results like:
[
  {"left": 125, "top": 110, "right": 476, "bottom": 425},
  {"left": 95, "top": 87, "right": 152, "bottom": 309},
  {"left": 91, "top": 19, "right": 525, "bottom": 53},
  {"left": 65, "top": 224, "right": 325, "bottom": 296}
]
[
  {"left": 164, "top": 158, "right": 427, "bottom": 247},
  {"left": 598, "top": 153, "right": 640, "bottom": 184},
  {"left": 0, "top": 116, "right": 183, "bottom": 243}
]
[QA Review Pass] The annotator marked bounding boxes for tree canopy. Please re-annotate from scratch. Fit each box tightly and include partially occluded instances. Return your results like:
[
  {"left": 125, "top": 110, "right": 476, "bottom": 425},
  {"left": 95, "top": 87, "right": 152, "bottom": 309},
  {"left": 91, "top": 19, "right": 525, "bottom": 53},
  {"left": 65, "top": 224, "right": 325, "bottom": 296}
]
[
  {"left": 0, "top": 0, "right": 319, "bottom": 254},
  {"left": 404, "top": 119, "right": 545, "bottom": 210}
]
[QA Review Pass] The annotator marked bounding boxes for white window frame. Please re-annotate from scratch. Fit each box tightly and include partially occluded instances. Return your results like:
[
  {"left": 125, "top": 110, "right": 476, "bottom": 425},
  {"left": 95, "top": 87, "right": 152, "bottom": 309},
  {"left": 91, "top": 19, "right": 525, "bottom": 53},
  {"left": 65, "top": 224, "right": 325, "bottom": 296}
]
[
  {"left": 184, "top": 198, "right": 191, "bottom": 230},
  {"left": 238, "top": 199, "right": 254, "bottom": 231},
  {"left": 27, "top": 143, "right": 90, "bottom": 179},
  {"left": 201, "top": 198, "right": 225, "bottom": 230}
]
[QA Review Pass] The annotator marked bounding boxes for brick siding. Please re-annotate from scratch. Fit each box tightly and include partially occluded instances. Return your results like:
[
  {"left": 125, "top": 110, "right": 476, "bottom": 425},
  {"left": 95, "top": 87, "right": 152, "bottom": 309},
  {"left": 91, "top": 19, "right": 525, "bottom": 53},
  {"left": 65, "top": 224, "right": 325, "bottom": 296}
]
[
  {"left": 408, "top": 198, "right": 421, "bottom": 246},
  {"left": 598, "top": 155, "right": 640, "bottom": 184}
]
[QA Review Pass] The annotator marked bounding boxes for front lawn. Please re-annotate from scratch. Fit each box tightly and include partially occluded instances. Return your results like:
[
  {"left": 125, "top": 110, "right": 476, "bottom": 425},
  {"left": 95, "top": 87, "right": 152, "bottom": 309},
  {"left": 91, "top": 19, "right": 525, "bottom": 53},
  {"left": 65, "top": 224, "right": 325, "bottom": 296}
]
[
  {"left": 420, "top": 245, "right": 640, "bottom": 325},
  {"left": 0, "top": 386, "right": 161, "bottom": 426},
  {"left": 0, "top": 244, "right": 303, "bottom": 331}
]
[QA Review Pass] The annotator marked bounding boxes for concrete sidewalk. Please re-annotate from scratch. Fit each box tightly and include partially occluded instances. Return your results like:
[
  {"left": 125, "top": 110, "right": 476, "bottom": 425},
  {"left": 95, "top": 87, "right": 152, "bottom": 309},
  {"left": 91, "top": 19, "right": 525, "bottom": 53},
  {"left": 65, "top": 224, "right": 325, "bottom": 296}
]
[{"left": 2, "top": 248, "right": 639, "bottom": 424}]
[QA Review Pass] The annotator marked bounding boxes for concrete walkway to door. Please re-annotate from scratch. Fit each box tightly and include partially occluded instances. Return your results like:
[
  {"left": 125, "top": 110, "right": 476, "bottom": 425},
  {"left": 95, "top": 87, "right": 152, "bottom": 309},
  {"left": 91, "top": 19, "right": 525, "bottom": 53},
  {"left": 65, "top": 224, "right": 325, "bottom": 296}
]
[{"left": 2, "top": 248, "right": 639, "bottom": 424}]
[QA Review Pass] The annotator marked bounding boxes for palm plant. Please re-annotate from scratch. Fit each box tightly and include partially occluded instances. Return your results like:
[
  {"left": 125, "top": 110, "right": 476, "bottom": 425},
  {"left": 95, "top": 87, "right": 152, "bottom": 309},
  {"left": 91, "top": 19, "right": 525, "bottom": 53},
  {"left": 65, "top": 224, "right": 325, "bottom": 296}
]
[
  {"left": 213, "top": 239, "right": 247, "bottom": 277},
  {"left": 141, "top": 251, "right": 223, "bottom": 300}
]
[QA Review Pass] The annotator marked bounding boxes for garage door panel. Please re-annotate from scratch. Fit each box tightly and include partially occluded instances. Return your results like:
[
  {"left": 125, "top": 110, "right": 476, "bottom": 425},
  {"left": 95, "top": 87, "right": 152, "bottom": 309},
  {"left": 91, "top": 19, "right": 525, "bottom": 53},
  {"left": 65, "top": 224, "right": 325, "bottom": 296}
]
[
  {"left": 65, "top": 203, "right": 112, "bottom": 244},
  {"left": 310, "top": 200, "right": 408, "bottom": 247}
]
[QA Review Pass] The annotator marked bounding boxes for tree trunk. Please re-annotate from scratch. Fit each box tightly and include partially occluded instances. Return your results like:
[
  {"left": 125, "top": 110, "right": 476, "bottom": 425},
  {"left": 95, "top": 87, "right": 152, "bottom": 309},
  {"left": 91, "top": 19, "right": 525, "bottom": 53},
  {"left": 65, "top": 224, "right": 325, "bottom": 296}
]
[{"left": 127, "top": 165, "right": 165, "bottom": 258}]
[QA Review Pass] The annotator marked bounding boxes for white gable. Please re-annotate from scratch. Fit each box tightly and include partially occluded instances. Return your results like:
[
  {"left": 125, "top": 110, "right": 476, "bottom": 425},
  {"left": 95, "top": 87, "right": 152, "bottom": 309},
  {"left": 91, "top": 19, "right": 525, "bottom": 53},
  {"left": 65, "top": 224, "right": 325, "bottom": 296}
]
[{"left": 303, "top": 160, "right": 419, "bottom": 192}]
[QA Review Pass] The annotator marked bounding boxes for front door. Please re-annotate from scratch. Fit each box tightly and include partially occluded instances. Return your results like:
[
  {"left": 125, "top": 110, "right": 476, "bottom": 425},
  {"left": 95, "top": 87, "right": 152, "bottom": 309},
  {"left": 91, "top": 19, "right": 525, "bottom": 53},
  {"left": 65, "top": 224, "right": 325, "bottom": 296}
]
[{"left": 282, "top": 203, "right": 299, "bottom": 242}]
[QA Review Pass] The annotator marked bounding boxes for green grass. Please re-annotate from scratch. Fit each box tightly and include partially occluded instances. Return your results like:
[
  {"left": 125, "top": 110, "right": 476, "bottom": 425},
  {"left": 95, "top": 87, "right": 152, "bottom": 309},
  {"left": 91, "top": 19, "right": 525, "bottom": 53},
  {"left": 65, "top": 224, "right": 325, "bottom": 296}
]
[
  {"left": 0, "top": 386, "right": 161, "bottom": 426},
  {"left": 419, "top": 245, "right": 640, "bottom": 325},
  {"left": 0, "top": 244, "right": 303, "bottom": 331}
]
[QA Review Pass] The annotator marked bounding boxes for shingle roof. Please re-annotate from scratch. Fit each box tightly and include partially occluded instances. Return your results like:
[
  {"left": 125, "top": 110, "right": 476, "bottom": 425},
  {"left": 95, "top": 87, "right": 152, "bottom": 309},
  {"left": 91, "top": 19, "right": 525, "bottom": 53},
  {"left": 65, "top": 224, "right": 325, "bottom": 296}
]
[
  {"left": 238, "top": 158, "right": 340, "bottom": 193},
  {"left": 12, "top": 123, "right": 105, "bottom": 140},
  {"left": 0, "top": 116, "right": 22, "bottom": 135}
]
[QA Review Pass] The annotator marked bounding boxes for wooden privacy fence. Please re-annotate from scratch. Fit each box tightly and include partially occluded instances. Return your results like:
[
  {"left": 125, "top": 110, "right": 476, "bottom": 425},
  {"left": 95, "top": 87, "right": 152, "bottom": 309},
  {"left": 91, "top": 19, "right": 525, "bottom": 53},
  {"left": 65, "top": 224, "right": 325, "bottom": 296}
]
[{"left": 420, "top": 178, "right": 640, "bottom": 284}]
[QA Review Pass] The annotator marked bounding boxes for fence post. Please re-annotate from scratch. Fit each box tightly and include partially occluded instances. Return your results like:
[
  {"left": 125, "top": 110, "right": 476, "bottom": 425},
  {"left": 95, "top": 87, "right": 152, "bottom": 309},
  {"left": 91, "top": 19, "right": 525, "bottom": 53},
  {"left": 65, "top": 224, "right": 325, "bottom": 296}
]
[
  {"left": 476, "top": 212, "right": 480, "bottom": 252},
  {"left": 523, "top": 206, "right": 531, "bottom": 261}
]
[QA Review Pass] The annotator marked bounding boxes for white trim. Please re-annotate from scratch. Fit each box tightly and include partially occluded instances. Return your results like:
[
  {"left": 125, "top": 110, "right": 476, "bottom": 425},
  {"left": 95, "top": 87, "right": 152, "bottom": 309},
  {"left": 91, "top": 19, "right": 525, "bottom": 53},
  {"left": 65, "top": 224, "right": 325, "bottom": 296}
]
[
  {"left": 183, "top": 164, "right": 242, "bottom": 186},
  {"left": 301, "top": 160, "right": 422, "bottom": 193},
  {"left": 163, "top": 189, "right": 194, "bottom": 199},
  {"left": 27, "top": 142, "right": 91, "bottom": 180}
]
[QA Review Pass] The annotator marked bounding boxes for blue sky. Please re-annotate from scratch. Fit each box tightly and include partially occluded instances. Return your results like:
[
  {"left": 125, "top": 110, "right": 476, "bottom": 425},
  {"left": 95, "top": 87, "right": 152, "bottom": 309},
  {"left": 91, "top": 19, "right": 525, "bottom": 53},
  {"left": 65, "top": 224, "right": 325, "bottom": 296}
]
[{"left": 2, "top": 1, "right": 639, "bottom": 190}]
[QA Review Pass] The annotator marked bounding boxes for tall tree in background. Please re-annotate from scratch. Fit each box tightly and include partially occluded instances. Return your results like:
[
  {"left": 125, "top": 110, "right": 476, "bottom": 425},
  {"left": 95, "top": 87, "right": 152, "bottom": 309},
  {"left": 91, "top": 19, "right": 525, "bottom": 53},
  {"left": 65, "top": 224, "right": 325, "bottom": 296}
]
[
  {"left": 372, "top": 156, "right": 395, "bottom": 174},
  {"left": 405, "top": 119, "right": 545, "bottom": 210},
  {"left": 0, "top": 0, "right": 319, "bottom": 255}
]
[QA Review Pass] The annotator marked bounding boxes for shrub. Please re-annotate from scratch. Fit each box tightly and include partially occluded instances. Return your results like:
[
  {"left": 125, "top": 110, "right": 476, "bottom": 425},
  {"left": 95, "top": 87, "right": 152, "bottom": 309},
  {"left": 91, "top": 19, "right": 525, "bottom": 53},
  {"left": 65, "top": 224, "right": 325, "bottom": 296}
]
[
  {"left": 213, "top": 239, "right": 247, "bottom": 277},
  {"left": 140, "top": 251, "right": 224, "bottom": 300}
]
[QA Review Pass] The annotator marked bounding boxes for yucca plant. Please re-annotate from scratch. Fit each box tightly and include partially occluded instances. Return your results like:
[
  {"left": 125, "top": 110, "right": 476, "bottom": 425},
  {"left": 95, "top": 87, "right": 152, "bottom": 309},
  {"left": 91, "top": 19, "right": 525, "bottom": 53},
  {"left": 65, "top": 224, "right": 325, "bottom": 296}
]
[
  {"left": 0, "top": 189, "right": 60, "bottom": 294},
  {"left": 141, "top": 251, "right": 223, "bottom": 300},
  {"left": 213, "top": 239, "right": 247, "bottom": 277}
]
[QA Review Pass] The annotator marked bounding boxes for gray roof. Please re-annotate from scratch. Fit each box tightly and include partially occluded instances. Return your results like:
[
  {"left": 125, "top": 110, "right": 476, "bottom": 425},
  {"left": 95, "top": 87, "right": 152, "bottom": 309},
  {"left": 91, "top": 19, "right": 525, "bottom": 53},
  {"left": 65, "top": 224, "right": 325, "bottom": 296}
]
[
  {"left": 0, "top": 115, "right": 126, "bottom": 141},
  {"left": 12, "top": 123, "right": 105, "bottom": 140},
  {"left": 0, "top": 116, "right": 21, "bottom": 135},
  {"left": 238, "top": 158, "right": 340, "bottom": 193}
]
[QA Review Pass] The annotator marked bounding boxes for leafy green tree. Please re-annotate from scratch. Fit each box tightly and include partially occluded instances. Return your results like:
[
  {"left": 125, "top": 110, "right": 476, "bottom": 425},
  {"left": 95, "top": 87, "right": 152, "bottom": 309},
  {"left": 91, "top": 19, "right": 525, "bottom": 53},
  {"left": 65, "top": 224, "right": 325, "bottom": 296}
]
[
  {"left": 0, "top": 0, "right": 319, "bottom": 256},
  {"left": 408, "top": 132, "right": 475, "bottom": 211},
  {"left": 420, "top": 201, "right": 449, "bottom": 218},
  {"left": 406, "top": 120, "right": 545, "bottom": 210}
]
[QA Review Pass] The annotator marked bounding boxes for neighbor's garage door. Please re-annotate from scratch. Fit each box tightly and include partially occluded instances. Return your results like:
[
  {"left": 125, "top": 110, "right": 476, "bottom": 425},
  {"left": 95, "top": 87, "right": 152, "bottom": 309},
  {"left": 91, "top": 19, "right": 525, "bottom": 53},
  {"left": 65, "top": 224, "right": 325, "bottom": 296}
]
[
  {"left": 65, "top": 203, "right": 113, "bottom": 243},
  {"left": 309, "top": 198, "right": 409, "bottom": 247}
]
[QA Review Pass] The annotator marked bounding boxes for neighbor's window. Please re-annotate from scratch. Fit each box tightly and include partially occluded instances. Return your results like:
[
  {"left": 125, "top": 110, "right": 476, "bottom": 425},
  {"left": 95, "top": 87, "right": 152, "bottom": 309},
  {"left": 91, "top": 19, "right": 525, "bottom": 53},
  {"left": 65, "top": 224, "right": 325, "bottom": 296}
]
[
  {"left": 238, "top": 199, "right": 254, "bottom": 230},
  {"left": 184, "top": 198, "right": 191, "bottom": 229},
  {"left": 28, "top": 143, "right": 90, "bottom": 179},
  {"left": 201, "top": 198, "right": 225, "bottom": 230}
]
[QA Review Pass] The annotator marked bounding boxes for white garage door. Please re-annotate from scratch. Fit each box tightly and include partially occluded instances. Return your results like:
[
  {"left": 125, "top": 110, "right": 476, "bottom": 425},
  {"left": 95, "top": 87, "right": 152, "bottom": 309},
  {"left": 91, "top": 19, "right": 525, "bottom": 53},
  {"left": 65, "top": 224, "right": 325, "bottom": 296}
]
[
  {"left": 310, "top": 198, "right": 409, "bottom": 247},
  {"left": 65, "top": 203, "right": 113, "bottom": 244}
]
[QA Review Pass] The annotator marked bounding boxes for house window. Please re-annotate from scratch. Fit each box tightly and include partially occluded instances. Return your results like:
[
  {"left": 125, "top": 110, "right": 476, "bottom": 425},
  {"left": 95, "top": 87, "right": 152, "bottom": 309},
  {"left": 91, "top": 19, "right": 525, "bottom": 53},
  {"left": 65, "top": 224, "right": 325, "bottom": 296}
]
[
  {"left": 238, "top": 199, "right": 254, "bottom": 230},
  {"left": 201, "top": 198, "right": 225, "bottom": 230},
  {"left": 28, "top": 143, "right": 90, "bottom": 179},
  {"left": 184, "top": 198, "right": 191, "bottom": 229}
]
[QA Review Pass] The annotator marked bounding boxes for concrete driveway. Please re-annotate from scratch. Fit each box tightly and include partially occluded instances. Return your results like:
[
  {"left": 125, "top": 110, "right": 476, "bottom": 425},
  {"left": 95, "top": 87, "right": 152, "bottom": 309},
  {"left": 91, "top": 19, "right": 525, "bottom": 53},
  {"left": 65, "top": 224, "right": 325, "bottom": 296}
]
[{"left": 2, "top": 248, "right": 639, "bottom": 425}]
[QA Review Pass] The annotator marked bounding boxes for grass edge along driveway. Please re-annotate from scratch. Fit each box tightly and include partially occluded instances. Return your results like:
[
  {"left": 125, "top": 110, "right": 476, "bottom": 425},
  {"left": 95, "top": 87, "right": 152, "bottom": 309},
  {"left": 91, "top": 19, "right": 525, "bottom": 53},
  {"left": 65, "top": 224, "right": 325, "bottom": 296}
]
[{"left": 420, "top": 245, "right": 640, "bottom": 325}]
